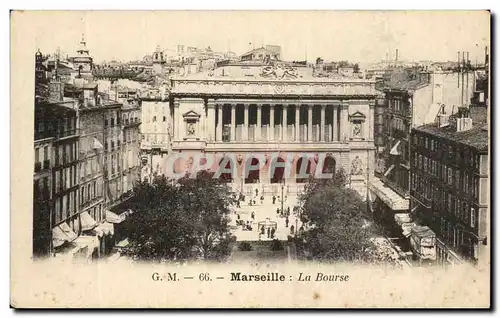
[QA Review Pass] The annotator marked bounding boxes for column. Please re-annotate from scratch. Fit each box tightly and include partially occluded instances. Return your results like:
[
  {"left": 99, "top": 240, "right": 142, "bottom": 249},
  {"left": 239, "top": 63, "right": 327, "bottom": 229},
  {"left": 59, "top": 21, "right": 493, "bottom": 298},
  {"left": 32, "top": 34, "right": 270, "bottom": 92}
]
[
  {"left": 333, "top": 105, "right": 338, "bottom": 141},
  {"left": 320, "top": 105, "right": 326, "bottom": 142},
  {"left": 244, "top": 104, "right": 249, "bottom": 141},
  {"left": 341, "top": 101, "right": 349, "bottom": 142},
  {"left": 282, "top": 104, "right": 288, "bottom": 141},
  {"left": 174, "top": 100, "right": 180, "bottom": 140},
  {"left": 269, "top": 104, "right": 275, "bottom": 141},
  {"left": 257, "top": 104, "right": 262, "bottom": 141},
  {"left": 206, "top": 99, "right": 216, "bottom": 141},
  {"left": 216, "top": 105, "right": 223, "bottom": 141},
  {"left": 295, "top": 105, "right": 300, "bottom": 142},
  {"left": 369, "top": 100, "right": 375, "bottom": 140},
  {"left": 307, "top": 104, "right": 313, "bottom": 141},
  {"left": 231, "top": 104, "right": 236, "bottom": 141}
]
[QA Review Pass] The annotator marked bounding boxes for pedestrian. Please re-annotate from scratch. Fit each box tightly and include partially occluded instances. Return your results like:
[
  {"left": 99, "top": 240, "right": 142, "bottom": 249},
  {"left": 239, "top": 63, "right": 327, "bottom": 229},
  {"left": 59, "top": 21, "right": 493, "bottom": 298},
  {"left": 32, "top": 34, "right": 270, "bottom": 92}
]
[
  {"left": 271, "top": 227, "right": 276, "bottom": 239},
  {"left": 290, "top": 225, "right": 295, "bottom": 235},
  {"left": 276, "top": 208, "right": 280, "bottom": 215},
  {"left": 272, "top": 195, "right": 276, "bottom": 204},
  {"left": 261, "top": 226, "right": 265, "bottom": 235},
  {"left": 299, "top": 225, "right": 304, "bottom": 232},
  {"left": 287, "top": 206, "right": 290, "bottom": 215},
  {"left": 251, "top": 211, "right": 255, "bottom": 220},
  {"left": 255, "top": 188, "right": 259, "bottom": 197},
  {"left": 285, "top": 217, "right": 289, "bottom": 228},
  {"left": 267, "top": 227, "right": 271, "bottom": 238},
  {"left": 237, "top": 214, "right": 240, "bottom": 221},
  {"left": 249, "top": 200, "right": 252, "bottom": 206},
  {"left": 253, "top": 200, "right": 256, "bottom": 205}
]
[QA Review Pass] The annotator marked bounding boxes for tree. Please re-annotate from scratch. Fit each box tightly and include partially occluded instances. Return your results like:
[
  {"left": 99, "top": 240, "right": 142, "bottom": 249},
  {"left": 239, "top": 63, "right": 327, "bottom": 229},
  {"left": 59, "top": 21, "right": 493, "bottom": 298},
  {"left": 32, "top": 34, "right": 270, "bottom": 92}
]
[
  {"left": 353, "top": 63, "right": 360, "bottom": 73},
  {"left": 296, "top": 168, "right": 379, "bottom": 263},
  {"left": 123, "top": 171, "right": 236, "bottom": 262}
]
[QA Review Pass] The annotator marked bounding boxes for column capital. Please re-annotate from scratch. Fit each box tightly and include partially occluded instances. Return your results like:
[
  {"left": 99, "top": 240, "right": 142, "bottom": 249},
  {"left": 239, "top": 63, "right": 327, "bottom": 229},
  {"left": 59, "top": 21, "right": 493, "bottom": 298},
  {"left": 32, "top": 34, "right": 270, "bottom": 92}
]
[
  {"left": 341, "top": 101, "right": 349, "bottom": 109},
  {"left": 174, "top": 100, "right": 180, "bottom": 107},
  {"left": 206, "top": 99, "right": 216, "bottom": 108},
  {"left": 269, "top": 104, "right": 275, "bottom": 108},
  {"left": 369, "top": 99, "right": 376, "bottom": 107}
]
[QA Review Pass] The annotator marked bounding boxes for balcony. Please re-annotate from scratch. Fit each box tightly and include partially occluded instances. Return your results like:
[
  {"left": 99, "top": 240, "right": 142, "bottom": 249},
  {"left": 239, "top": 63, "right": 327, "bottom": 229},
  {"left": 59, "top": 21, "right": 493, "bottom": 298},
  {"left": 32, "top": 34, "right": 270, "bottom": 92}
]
[
  {"left": 55, "top": 129, "right": 79, "bottom": 140},
  {"left": 380, "top": 175, "right": 410, "bottom": 199},
  {"left": 411, "top": 189, "right": 432, "bottom": 208},
  {"left": 34, "top": 162, "right": 41, "bottom": 173}
]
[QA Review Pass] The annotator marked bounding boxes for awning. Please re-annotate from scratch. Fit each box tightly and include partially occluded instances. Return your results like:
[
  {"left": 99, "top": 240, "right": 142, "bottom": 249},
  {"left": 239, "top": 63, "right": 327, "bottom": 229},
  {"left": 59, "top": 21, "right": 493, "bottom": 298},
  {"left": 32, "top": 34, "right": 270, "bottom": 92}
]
[
  {"left": 115, "top": 238, "right": 130, "bottom": 248},
  {"left": 52, "top": 222, "right": 78, "bottom": 248},
  {"left": 384, "top": 164, "right": 395, "bottom": 177},
  {"left": 394, "top": 213, "right": 411, "bottom": 225},
  {"left": 95, "top": 221, "right": 114, "bottom": 237},
  {"left": 368, "top": 177, "right": 409, "bottom": 211},
  {"left": 390, "top": 140, "right": 401, "bottom": 156},
  {"left": 72, "top": 235, "right": 99, "bottom": 259},
  {"left": 80, "top": 211, "right": 98, "bottom": 231},
  {"left": 91, "top": 137, "right": 104, "bottom": 150}
]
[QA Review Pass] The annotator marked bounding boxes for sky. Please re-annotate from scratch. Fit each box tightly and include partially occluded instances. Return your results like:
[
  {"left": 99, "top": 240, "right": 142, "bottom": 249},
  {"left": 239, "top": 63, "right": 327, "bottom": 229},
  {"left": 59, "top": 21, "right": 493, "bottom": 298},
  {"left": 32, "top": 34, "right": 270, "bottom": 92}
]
[{"left": 16, "top": 10, "right": 490, "bottom": 64}]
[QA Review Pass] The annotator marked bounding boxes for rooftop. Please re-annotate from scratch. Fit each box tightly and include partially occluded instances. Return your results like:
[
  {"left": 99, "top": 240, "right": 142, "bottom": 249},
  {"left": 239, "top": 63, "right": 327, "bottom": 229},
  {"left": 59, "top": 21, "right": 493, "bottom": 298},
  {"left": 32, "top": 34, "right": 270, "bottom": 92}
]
[
  {"left": 173, "top": 63, "right": 373, "bottom": 83},
  {"left": 414, "top": 119, "right": 489, "bottom": 152}
]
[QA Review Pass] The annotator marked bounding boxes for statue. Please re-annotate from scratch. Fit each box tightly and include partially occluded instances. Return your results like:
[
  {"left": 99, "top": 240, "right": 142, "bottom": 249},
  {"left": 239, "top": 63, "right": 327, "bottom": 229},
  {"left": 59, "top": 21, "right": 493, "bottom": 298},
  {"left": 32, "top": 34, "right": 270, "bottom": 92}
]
[
  {"left": 351, "top": 156, "right": 363, "bottom": 175},
  {"left": 187, "top": 123, "right": 195, "bottom": 136},
  {"left": 353, "top": 122, "right": 362, "bottom": 137}
]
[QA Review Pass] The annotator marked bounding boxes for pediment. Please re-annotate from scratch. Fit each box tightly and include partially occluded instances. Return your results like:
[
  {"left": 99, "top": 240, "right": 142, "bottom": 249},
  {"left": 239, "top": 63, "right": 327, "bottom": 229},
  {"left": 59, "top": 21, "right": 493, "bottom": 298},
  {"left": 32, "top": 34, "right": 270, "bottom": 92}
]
[
  {"left": 183, "top": 110, "right": 201, "bottom": 119},
  {"left": 349, "top": 111, "right": 366, "bottom": 121}
]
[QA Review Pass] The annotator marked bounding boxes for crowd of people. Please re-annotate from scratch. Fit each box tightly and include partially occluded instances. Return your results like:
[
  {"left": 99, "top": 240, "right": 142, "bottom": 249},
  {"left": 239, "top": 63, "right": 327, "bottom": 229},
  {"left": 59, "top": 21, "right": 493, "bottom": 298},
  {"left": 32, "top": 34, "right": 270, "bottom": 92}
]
[{"left": 234, "top": 189, "right": 301, "bottom": 239}]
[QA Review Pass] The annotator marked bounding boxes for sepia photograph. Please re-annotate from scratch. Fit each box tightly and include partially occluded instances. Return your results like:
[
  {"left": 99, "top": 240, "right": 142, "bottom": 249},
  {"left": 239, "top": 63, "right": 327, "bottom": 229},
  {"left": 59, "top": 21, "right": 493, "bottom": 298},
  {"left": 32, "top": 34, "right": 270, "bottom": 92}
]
[{"left": 10, "top": 9, "right": 491, "bottom": 308}]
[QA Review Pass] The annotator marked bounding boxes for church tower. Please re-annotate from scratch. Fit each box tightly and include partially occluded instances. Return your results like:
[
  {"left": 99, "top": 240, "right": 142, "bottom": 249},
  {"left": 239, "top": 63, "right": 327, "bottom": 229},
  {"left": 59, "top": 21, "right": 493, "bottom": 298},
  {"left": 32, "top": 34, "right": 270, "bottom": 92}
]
[
  {"left": 72, "top": 33, "right": 94, "bottom": 78},
  {"left": 152, "top": 45, "right": 165, "bottom": 75}
]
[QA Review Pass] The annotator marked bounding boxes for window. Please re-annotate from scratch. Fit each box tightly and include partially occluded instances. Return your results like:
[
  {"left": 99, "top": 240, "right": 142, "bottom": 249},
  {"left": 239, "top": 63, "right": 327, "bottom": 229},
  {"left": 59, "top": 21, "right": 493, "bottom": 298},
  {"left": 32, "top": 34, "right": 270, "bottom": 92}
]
[
  {"left": 470, "top": 207, "right": 476, "bottom": 228},
  {"left": 105, "top": 118, "right": 108, "bottom": 127},
  {"left": 35, "top": 148, "right": 40, "bottom": 163},
  {"left": 87, "top": 184, "right": 91, "bottom": 201},
  {"left": 104, "top": 140, "right": 108, "bottom": 151},
  {"left": 163, "top": 116, "right": 166, "bottom": 122},
  {"left": 448, "top": 194, "right": 452, "bottom": 214},
  {"left": 153, "top": 116, "right": 157, "bottom": 122},
  {"left": 81, "top": 188, "right": 84, "bottom": 204},
  {"left": 455, "top": 170, "right": 460, "bottom": 189},
  {"left": 111, "top": 141, "right": 115, "bottom": 151},
  {"left": 117, "top": 139, "right": 121, "bottom": 148},
  {"left": 464, "top": 173, "right": 469, "bottom": 194},
  {"left": 117, "top": 113, "right": 121, "bottom": 125},
  {"left": 448, "top": 168, "right": 453, "bottom": 185},
  {"left": 111, "top": 117, "right": 115, "bottom": 126},
  {"left": 93, "top": 181, "right": 96, "bottom": 197},
  {"left": 474, "top": 177, "right": 479, "bottom": 199}
]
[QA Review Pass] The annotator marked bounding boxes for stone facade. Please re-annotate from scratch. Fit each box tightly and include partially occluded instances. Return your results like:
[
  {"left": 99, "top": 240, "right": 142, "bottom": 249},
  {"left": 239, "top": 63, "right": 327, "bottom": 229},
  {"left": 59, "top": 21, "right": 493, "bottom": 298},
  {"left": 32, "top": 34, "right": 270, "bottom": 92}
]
[{"left": 151, "top": 64, "right": 377, "bottom": 197}]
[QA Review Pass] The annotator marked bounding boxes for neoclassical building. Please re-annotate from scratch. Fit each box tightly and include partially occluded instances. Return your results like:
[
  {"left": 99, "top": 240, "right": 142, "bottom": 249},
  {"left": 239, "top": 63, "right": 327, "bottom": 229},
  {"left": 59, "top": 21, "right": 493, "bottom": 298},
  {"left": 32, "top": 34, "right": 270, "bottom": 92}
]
[{"left": 161, "top": 63, "right": 377, "bottom": 196}]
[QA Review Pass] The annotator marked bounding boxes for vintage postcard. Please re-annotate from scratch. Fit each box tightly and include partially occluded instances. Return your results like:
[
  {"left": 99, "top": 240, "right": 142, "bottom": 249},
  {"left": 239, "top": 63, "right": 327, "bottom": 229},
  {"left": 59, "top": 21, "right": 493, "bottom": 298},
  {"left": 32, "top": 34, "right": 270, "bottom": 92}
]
[{"left": 10, "top": 10, "right": 491, "bottom": 308}]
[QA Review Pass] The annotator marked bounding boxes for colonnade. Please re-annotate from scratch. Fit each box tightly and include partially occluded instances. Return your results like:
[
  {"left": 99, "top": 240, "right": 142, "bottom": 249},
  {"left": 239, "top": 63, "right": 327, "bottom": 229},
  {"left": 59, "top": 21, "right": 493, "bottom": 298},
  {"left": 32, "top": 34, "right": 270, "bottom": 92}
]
[{"left": 206, "top": 101, "right": 350, "bottom": 143}]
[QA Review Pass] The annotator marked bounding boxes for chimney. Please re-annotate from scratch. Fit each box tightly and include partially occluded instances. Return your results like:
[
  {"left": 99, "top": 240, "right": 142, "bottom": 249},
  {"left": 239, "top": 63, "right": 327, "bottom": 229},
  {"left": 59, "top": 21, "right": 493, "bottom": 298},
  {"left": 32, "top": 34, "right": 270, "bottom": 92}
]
[
  {"left": 395, "top": 49, "right": 399, "bottom": 62},
  {"left": 437, "top": 104, "right": 450, "bottom": 127},
  {"left": 456, "top": 106, "right": 473, "bottom": 132},
  {"left": 456, "top": 117, "right": 473, "bottom": 132}
]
